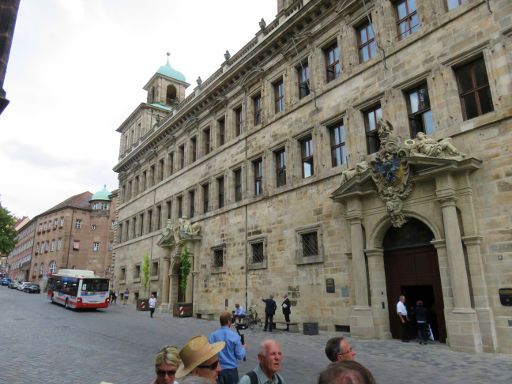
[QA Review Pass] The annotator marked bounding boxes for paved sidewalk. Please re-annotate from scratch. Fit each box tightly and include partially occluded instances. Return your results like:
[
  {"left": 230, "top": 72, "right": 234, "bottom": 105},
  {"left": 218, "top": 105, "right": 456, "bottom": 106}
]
[{"left": 0, "top": 287, "right": 511, "bottom": 384}]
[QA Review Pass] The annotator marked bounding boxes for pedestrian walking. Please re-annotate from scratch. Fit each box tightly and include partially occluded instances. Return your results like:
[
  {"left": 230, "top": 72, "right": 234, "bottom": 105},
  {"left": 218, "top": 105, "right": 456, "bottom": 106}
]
[
  {"left": 238, "top": 339, "right": 285, "bottom": 384},
  {"left": 152, "top": 345, "right": 181, "bottom": 384},
  {"left": 123, "top": 288, "right": 129, "bottom": 305},
  {"left": 281, "top": 294, "right": 291, "bottom": 331},
  {"left": 112, "top": 290, "right": 117, "bottom": 304},
  {"left": 149, "top": 294, "right": 157, "bottom": 318},
  {"left": 397, "top": 295, "right": 409, "bottom": 342},
  {"left": 208, "top": 311, "right": 246, "bottom": 384},
  {"left": 262, "top": 294, "right": 277, "bottom": 332}
]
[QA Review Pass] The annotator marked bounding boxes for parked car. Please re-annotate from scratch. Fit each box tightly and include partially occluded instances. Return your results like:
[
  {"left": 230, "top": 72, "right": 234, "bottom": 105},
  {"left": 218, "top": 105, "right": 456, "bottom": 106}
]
[
  {"left": 17, "top": 282, "right": 31, "bottom": 291},
  {"left": 8, "top": 281, "right": 20, "bottom": 289},
  {"left": 1, "top": 277, "right": 11, "bottom": 286},
  {"left": 23, "top": 283, "right": 41, "bottom": 294}
]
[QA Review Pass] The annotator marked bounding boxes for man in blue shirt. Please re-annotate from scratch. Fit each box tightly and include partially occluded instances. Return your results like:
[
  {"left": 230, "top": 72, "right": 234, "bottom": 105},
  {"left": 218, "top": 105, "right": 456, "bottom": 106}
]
[
  {"left": 233, "top": 303, "right": 246, "bottom": 324},
  {"left": 208, "top": 311, "right": 246, "bottom": 384}
]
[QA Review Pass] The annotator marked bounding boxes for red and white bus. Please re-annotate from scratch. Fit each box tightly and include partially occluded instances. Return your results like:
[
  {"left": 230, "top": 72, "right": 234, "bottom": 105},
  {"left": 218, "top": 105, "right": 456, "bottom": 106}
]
[{"left": 47, "top": 269, "right": 110, "bottom": 309}]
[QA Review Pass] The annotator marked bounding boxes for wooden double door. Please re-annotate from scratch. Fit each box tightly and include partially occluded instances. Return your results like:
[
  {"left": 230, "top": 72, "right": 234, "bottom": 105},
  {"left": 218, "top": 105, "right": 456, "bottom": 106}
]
[{"left": 384, "top": 246, "right": 447, "bottom": 342}]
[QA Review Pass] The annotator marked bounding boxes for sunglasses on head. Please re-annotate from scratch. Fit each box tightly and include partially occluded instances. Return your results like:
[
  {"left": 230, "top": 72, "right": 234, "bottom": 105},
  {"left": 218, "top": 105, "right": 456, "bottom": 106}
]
[
  {"left": 197, "top": 359, "right": 219, "bottom": 370},
  {"left": 156, "top": 369, "right": 176, "bottom": 377}
]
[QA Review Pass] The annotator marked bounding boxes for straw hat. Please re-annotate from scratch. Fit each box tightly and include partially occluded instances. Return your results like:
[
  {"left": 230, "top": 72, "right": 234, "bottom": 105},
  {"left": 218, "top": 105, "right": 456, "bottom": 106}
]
[{"left": 175, "top": 335, "right": 225, "bottom": 379}]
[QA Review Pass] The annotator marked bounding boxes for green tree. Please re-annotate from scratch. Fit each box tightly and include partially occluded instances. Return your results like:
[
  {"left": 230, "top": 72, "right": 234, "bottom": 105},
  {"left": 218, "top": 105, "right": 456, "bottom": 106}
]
[
  {"left": 0, "top": 204, "right": 17, "bottom": 255},
  {"left": 179, "top": 245, "right": 191, "bottom": 296},
  {"left": 141, "top": 252, "right": 150, "bottom": 298}
]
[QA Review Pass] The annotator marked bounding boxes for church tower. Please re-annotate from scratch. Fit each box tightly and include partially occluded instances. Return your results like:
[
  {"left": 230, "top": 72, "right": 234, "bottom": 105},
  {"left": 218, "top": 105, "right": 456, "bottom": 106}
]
[{"left": 143, "top": 53, "right": 189, "bottom": 108}]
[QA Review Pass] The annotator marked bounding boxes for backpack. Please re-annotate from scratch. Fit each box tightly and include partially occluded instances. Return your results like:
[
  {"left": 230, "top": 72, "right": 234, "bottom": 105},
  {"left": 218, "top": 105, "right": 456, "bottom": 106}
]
[{"left": 246, "top": 370, "right": 283, "bottom": 384}]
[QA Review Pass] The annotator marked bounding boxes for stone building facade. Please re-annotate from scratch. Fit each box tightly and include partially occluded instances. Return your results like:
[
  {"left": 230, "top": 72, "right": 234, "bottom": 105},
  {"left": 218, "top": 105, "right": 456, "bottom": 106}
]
[
  {"left": 7, "top": 188, "right": 117, "bottom": 286},
  {"left": 113, "top": 0, "right": 512, "bottom": 353}
]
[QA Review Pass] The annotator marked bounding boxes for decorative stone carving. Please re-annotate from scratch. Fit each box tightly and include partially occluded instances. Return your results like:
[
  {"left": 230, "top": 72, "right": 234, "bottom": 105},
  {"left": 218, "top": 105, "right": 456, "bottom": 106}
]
[
  {"left": 370, "top": 120, "right": 414, "bottom": 228},
  {"left": 405, "top": 132, "right": 465, "bottom": 158},
  {"left": 159, "top": 217, "right": 201, "bottom": 250},
  {"left": 340, "top": 160, "right": 369, "bottom": 183}
]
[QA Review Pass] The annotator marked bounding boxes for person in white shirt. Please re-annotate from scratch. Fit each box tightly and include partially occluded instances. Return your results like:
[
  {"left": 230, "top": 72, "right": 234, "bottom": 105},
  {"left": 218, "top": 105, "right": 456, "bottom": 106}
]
[
  {"left": 233, "top": 303, "right": 246, "bottom": 324},
  {"left": 149, "top": 294, "right": 157, "bottom": 318},
  {"left": 396, "top": 295, "right": 409, "bottom": 342}
]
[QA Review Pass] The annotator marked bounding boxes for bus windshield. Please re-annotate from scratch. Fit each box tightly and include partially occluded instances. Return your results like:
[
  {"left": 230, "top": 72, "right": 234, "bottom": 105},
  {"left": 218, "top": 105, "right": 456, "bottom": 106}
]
[{"left": 81, "top": 278, "right": 109, "bottom": 292}]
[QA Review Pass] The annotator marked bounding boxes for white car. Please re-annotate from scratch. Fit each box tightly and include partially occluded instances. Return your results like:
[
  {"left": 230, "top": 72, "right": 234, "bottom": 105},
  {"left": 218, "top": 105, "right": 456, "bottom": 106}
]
[{"left": 17, "top": 282, "right": 31, "bottom": 291}]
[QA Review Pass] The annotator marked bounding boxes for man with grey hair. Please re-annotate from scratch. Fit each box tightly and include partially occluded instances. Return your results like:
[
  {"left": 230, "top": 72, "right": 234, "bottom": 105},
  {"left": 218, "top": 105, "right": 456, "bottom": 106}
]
[
  {"left": 262, "top": 294, "right": 277, "bottom": 332},
  {"left": 239, "top": 339, "right": 285, "bottom": 384}
]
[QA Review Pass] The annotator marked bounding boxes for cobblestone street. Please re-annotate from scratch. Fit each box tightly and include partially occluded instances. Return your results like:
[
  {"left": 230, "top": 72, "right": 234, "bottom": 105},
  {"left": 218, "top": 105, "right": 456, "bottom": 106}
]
[{"left": 1, "top": 287, "right": 511, "bottom": 384}]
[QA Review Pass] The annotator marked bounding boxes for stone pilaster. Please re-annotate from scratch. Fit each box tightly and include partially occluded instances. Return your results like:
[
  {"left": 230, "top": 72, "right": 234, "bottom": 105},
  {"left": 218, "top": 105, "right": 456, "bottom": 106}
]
[{"left": 366, "top": 248, "right": 391, "bottom": 339}]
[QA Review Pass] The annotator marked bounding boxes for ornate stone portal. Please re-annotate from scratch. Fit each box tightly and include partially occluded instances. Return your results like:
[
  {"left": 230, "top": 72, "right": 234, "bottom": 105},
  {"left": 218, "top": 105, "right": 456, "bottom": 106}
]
[{"left": 157, "top": 217, "right": 201, "bottom": 310}]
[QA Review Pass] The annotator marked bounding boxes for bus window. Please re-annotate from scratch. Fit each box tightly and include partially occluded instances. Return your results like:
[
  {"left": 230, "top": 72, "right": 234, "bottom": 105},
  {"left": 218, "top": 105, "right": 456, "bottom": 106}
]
[{"left": 82, "top": 278, "right": 109, "bottom": 292}]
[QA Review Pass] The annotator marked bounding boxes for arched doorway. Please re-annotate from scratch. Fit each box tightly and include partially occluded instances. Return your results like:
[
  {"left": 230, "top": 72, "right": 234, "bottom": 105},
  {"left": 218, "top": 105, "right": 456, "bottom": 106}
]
[{"left": 383, "top": 218, "right": 447, "bottom": 342}]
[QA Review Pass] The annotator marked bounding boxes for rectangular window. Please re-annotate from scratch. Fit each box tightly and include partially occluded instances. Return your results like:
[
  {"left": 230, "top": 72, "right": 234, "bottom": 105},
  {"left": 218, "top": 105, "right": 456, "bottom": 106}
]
[
  {"left": 73, "top": 240, "right": 80, "bottom": 251},
  {"left": 75, "top": 219, "right": 82, "bottom": 229},
  {"left": 324, "top": 42, "right": 340, "bottom": 82},
  {"left": 274, "top": 79, "right": 284, "bottom": 113},
  {"left": 396, "top": 0, "right": 419, "bottom": 40},
  {"left": 217, "top": 117, "right": 225, "bottom": 146},
  {"left": 168, "top": 152, "right": 174, "bottom": 175},
  {"left": 93, "top": 242, "right": 100, "bottom": 252},
  {"left": 300, "top": 136, "right": 314, "bottom": 178},
  {"left": 151, "top": 261, "right": 159, "bottom": 276},
  {"left": 177, "top": 196, "right": 183, "bottom": 218},
  {"left": 57, "top": 239, "right": 62, "bottom": 250},
  {"left": 165, "top": 200, "right": 172, "bottom": 220},
  {"left": 191, "top": 136, "right": 197, "bottom": 162},
  {"left": 53, "top": 219, "right": 58, "bottom": 228},
  {"left": 134, "top": 265, "right": 140, "bottom": 279},
  {"left": 407, "top": 84, "right": 434, "bottom": 137},
  {"left": 364, "top": 105, "right": 382, "bottom": 154},
  {"left": 148, "top": 210, "right": 153, "bottom": 233},
  {"left": 158, "top": 158, "right": 164, "bottom": 182},
  {"left": 234, "top": 168, "right": 242, "bottom": 202},
  {"left": 150, "top": 165, "right": 155, "bottom": 186},
  {"left": 156, "top": 205, "right": 162, "bottom": 229},
  {"left": 217, "top": 176, "right": 225, "bottom": 208},
  {"left": 203, "top": 127, "right": 211, "bottom": 154},
  {"left": 275, "top": 148, "right": 286, "bottom": 187},
  {"left": 139, "top": 213, "right": 145, "bottom": 235},
  {"left": 253, "top": 158, "right": 263, "bottom": 197},
  {"left": 189, "top": 190, "right": 195, "bottom": 218},
  {"left": 330, "top": 121, "right": 346, "bottom": 167},
  {"left": 179, "top": 144, "right": 185, "bottom": 169},
  {"left": 202, "top": 183, "right": 209, "bottom": 213},
  {"left": 301, "top": 232, "right": 318, "bottom": 257},
  {"left": 50, "top": 240, "right": 55, "bottom": 252},
  {"left": 447, "top": 0, "right": 464, "bottom": 10},
  {"left": 251, "top": 242, "right": 264, "bottom": 264},
  {"left": 213, "top": 248, "right": 224, "bottom": 268},
  {"left": 357, "top": 21, "right": 377, "bottom": 63},
  {"left": 60, "top": 218, "right": 64, "bottom": 227},
  {"left": 142, "top": 171, "right": 147, "bottom": 191},
  {"left": 134, "top": 176, "right": 139, "bottom": 196},
  {"left": 120, "top": 267, "right": 126, "bottom": 281},
  {"left": 235, "top": 106, "right": 243, "bottom": 136},
  {"left": 297, "top": 61, "right": 310, "bottom": 99},
  {"left": 455, "top": 57, "right": 494, "bottom": 120},
  {"left": 253, "top": 94, "right": 262, "bottom": 125},
  {"left": 132, "top": 217, "right": 137, "bottom": 239}
]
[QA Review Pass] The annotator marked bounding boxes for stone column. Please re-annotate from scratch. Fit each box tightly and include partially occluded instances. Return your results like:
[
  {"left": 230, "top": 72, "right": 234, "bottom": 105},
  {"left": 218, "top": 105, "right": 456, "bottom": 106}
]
[
  {"left": 161, "top": 256, "right": 170, "bottom": 306},
  {"left": 347, "top": 198, "right": 375, "bottom": 337},
  {"left": 365, "top": 248, "right": 391, "bottom": 339},
  {"left": 438, "top": 197, "right": 472, "bottom": 310}
]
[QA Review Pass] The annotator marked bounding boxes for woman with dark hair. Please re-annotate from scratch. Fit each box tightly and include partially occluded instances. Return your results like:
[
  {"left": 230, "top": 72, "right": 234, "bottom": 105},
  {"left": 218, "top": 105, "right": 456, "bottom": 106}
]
[{"left": 318, "top": 361, "right": 376, "bottom": 384}]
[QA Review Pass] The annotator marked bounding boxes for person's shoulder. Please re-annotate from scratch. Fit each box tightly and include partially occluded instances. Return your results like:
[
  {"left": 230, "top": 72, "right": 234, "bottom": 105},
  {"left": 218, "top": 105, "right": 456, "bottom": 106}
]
[{"left": 238, "top": 373, "right": 252, "bottom": 384}]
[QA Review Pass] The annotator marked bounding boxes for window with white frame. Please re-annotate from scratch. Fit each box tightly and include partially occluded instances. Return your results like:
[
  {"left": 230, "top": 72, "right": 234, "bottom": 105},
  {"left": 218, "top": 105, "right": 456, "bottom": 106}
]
[
  {"left": 75, "top": 219, "right": 82, "bottom": 229},
  {"left": 93, "top": 242, "right": 100, "bottom": 252},
  {"left": 49, "top": 261, "right": 57, "bottom": 274},
  {"left": 57, "top": 239, "right": 62, "bottom": 251}
]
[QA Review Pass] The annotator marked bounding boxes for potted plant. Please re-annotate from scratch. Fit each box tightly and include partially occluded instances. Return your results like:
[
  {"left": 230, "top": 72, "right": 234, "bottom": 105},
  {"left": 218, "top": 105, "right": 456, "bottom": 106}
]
[{"left": 136, "top": 253, "right": 150, "bottom": 311}]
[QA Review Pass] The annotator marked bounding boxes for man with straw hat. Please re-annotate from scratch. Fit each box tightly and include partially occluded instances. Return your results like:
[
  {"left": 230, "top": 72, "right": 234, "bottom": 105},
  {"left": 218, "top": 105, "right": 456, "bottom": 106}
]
[{"left": 176, "top": 335, "right": 225, "bottom": 384}]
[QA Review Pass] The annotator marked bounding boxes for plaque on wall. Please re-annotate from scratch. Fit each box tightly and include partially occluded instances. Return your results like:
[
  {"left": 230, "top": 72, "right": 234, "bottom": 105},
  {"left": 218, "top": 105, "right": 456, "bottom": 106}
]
[
  {"left": 499, "top": 288, "right": 512, "bottom": 306},
  {"left": 326, "top": 278, "right": 335, "bottom": 293}
]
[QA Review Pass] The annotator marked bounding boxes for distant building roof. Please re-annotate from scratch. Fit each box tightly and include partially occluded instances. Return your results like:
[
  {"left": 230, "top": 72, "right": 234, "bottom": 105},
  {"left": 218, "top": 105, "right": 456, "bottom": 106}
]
[
  {"left": 41, "top": 191, "right": 92, "bottom": 216},
  {"left": 156, "top": 59, "right": 186, "bottom": 83},
  {"left": 90, "top": 185, "right": 111, "bottom": 202}
]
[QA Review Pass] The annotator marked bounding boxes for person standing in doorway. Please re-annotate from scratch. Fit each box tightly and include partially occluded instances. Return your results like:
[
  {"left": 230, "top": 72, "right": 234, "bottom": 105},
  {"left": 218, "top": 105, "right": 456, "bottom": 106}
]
[
  {"left": 281, "top": 294, "right": 291, "bottom": 331},
  {"left": 262, "top": 294, "right": 277, "bottom": 332},
  {"left": 397, "top": 295, "right": 409, "bottom": 342},
  {"left": 414, "top": 300, "right": 429, "bottom": 344},
  {"left": 149, "top": 294, "right": 157, "bottom": 318},
  {"left": 123, "top": 288, "right": 129, "bottom": 305}
]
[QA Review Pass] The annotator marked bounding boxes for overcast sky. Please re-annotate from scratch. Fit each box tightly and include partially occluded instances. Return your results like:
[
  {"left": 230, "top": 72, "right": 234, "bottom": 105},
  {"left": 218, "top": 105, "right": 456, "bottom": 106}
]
[{"left": 0, "top": 0, "right": 277, "bottom": 219}]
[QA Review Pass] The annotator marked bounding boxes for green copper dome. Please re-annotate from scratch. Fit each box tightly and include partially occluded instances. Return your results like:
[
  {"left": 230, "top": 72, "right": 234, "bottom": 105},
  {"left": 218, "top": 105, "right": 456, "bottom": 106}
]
[
  {"left": 90, "top": 185, "right": 111, "bottom": 202},
  {"left": 157, "top": 59, "right": 186, "bottom": 83}
]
